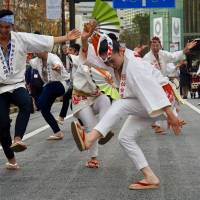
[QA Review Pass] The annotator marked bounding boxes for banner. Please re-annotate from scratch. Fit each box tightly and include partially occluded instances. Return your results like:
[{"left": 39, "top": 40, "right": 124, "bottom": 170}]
[
  {"left": 172, "top": 17, "right": 181, "bottom": 43},
  {"left": 113, "top": 0, "right": 175, "bottom": 9},
  {"left": 46, "top": 0, "right": 61, "bottom": 20},
  {"left": 153, "top": 17, "right": 163, "bottom": 45}
]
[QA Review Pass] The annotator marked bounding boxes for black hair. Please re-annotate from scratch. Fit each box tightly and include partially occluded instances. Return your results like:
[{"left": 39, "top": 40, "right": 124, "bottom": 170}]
[
  {"left": 70, "top": 43, "right": 81, "bottom": 53},
  {"left": 34, "top": 31, "right": 41, "bottom": 35},
  {"left": 0, "top": 10, "right": 14, "bottom": 18},
  {"left": 99, "top": 39, "right": 120, "bottom": 56},
  {"left": 107, "top": 33, "right": 118, "bottom": 41}
]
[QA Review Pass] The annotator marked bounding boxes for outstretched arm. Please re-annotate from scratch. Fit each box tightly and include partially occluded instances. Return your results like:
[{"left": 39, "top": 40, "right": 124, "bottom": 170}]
[{"left": 54, "top": 29, "right": 81, "bottom": 44}]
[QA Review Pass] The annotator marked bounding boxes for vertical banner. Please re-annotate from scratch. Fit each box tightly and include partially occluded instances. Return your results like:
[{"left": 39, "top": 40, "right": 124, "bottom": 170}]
[
  {"left": 153, "top": 17, "right": 163, "bottom": 45},
  {"left": 172, "top": 17, "right": 181, "bottom": 43},
  {"left": 46, "top": 0, "right": 62, "bottom": 20}
]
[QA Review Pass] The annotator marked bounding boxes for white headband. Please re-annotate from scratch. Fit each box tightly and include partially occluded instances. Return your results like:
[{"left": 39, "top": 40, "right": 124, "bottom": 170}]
[{"left": 0, "top": 15, "right": 14, "bottom": 25}]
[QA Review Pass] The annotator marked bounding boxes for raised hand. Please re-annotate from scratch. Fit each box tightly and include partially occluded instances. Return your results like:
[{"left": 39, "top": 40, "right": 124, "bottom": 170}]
[
  {"left": 67, "top": 29, "right": 81, "bottom": 41},
  {"left": 183, "top": 40, "right": 197, "bottom": 54},
  {"left": 81, "top": 20, "right": 97, "bottom": 40}
]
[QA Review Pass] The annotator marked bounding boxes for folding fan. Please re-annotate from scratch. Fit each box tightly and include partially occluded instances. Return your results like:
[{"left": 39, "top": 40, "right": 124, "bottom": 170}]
[
  {"left": 92, "top": 0, "right": 121, "bottom": 35},
  {"left": 90, "top": 66, "right": 120, "bottom": 100}
]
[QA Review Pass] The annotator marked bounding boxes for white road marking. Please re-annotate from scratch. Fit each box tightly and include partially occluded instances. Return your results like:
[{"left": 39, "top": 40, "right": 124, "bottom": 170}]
[
  {"left": 0, "top": 114, "right": 73, "bottom": 150},
  {"left": 184, "top": 101, "right": 200, "bottom": 115}
]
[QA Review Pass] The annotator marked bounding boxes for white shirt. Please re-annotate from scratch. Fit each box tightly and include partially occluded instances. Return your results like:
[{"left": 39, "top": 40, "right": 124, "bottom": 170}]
[
  {"left": 143, "top": 50, "right": 185, "bottom": 76},
  {"left": 30, "top": 53, "right": 70, "bottom": 92},
  {"left": 0, "top": 31, "right": 54, "bottom": 94}
]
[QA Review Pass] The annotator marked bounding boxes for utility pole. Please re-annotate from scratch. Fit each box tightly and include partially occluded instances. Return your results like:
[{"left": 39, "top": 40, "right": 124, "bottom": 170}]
[
  {"left": 61, "top": 0, "right": 66, "bottom": 65},
  {"left": 69, "top": 0, "right": 75, "bottom": 45}
]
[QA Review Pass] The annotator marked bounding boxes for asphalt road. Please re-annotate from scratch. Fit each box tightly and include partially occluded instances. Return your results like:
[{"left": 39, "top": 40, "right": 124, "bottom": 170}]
[{"left": 0, "top": 99, "right": 200, "bottom": 200}]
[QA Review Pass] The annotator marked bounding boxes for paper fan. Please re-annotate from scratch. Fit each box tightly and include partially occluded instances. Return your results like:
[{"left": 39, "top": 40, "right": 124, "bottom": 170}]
[
  {"left": 90, "top": 67, "right": 120, "bottom": 100},
  {"left": 98, "top": 83, "right": 120, "bottom": 100},
  {"left": 92, "top": 0, "right": 121, "bottom": 35}
]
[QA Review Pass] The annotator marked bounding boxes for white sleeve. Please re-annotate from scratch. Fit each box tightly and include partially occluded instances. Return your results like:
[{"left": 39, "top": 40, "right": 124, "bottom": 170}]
[
  {"left": 165, "top": 63, "right": 177, "bottom": 76},
  {"left": 17, "top": 32, "right": 54, "bottom": 53},
  {"left": 70, "top": 55, "right": 83, "bottom": 66},
  {"left": 162, "top": 50, "right": 185, "bottom": 63},
  {"left": 143, "top": 52, "right": 151, "bottom": 62},
  {"left": 127, "top": 61, "right": 171, "bottom": 117}
]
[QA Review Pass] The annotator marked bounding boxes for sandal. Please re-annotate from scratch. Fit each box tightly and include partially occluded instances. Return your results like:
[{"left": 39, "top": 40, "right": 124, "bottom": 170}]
[
  {"left": 6, "top": 162, "right": 20, "bottom": 170},
  {"left": 47, "top": 132, "right": 64, "bottom": 140},
  {"left": 129, "top": 181, "right": 160, "bottom": 190},
  {"left": 85, "top": 159, "right": 100, "bottom": 169},
  {"left": 10, "top": 141, "right": 27, "bottom": 152},
  {"left": 154, "top": 127, "right": 166, "bottom": 135},
  {"left": 71, "top": 121, "right": 87, "bottom": 151},
  {"left": 98, "top": 131, "right": 114, "bottom": 145}
]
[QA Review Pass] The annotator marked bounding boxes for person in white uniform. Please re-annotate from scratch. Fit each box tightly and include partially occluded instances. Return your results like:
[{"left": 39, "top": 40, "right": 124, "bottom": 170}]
[
  {"left": 143, "top": 36, "right": 196, "bottom": 133},
  {"left": 0, "top": 9, "right": 81, "bottom": 169},
  {"left": 71, "top": 38, "right": 184, "bottom": 190},
  {"left": 70, "top": 50, "right": 114, "bottom": 168}
]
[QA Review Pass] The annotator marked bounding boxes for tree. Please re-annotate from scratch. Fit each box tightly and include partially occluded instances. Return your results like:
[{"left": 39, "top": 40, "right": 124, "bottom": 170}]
[
  {"left": 120, "top": 12, "right": 150, "bottom": 50},
  {"left": 132, "top": 12, "right": 150, "bottom": 45},
  {"left": 8, "top": 0, "right": 64, "bottom": 36}
]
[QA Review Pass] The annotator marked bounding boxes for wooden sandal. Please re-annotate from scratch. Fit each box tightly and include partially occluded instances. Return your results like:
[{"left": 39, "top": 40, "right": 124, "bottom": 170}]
[
  {"left": 85, "top": 159, "right": 100, "bottom": 169},
  {"left": 71, "top": 121, "right": 87, "bottom": 151},
  {"left": 129, "top": 181, "right": 160, "bottom": 190}
]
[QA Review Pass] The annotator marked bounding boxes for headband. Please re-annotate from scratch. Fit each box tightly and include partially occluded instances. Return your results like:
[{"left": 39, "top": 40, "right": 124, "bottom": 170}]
[
  {"left": 91, "top": 32, "right": 113, "bottom": 63},
  {"left": 0, "top": 15, "right": 14, "bottom": 25}
]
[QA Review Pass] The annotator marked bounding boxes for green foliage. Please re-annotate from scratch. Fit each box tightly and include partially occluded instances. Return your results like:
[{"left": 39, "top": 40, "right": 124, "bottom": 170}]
[{"left": 120, "top": 12, "right": 150, "bottom": 50}]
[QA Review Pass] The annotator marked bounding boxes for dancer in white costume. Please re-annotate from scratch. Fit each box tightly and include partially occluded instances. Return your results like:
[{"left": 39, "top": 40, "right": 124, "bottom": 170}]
[
  {"left": 71, "top": 38, "right": 184, "bottom": 190},
  {"left": 0, "top": 9, "right": 81, "bottom": 169},
  {"left": 143, "top": 36, "right": 196, "bottom": 134},
  {"left": 71, "top": 55, "right": 111, "bottom": 168}
]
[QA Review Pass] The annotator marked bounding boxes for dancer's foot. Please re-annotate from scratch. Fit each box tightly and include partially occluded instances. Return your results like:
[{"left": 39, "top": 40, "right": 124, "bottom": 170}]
[
  {"left": 11, "top": 137, "right": 27, "bottom": 152},
  {"left": 47, "top": 131, "right": 64, "bottom": 140},
  {"left": 71, "top": 121, "right": 89, "bottom": 151},
  {"left": 5, "top": 162, "right": 20, "bottom": 170},
  {"left": 85, "top": 158, "right": 100, "bottom": 169},
  {"left": 154, "top": 126, "right": 166, "bottom": 135},
  {"left": 129, "top": 179, "right": 160, "bottom": 190}
]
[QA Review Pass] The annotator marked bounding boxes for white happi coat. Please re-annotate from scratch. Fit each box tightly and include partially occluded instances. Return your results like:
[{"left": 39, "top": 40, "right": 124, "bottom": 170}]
[
  {"left": 0, "top": 31, "right": 54, "bottom": 94},
  {"left": 69, "top": 54, "right": 102, "bottom": 114},
  {"left": 143, "top": 50, "right": 185, "bottom": 76},
  {"left": 29, "top": 53, "right": 70, "bottom": 92},
  {"left": 120, "top": 49, "right": 171, "bottom": 118}
]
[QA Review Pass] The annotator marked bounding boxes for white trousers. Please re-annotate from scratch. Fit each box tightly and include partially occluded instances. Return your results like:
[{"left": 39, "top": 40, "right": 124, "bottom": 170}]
[
  {"left": 76, "top": 94, "right": 111, "bottom": 158},
  {"left": 95, "top": 98, "right": 163, "bottom": 170}
]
